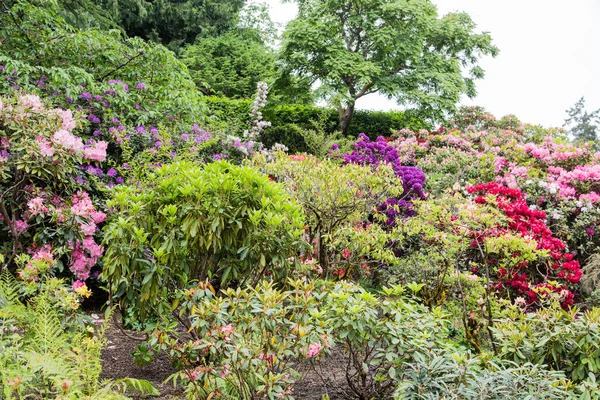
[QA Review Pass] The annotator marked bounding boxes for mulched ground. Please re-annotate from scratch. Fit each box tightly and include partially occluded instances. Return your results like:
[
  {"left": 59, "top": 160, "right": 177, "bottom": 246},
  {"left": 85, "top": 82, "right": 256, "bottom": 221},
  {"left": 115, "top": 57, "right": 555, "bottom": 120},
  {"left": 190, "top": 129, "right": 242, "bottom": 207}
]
[{"left": 99, "top": 321, "right": 352, "bottom": 399}]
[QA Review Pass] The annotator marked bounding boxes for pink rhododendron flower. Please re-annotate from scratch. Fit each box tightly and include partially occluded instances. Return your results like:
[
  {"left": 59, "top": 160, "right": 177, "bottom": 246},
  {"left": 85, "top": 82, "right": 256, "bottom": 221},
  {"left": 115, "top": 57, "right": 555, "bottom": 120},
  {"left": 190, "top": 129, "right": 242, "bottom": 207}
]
[
  {"left": 90, "top": 211, "right": 107, "bottom": 224},
  {"left": 35, "top": 136, "right": 55, "bottom": 157},
  {"left": 80, "top": 222, "right": 96, "bottom": 236},
  {"left": 53, "top": 108, "right": 76, "bottom": 131},
  {"left": 306, "top": 343, "right": 322, "bottom": 358},
  {"left": 84, "top": 141, "right": 108, "bottom": 162},
  {"left": 19, "top": 94, "right": 44, "bottom": 111},
  {"left": 15, "top": 220, "right": 29, "bottom": 234},
  {"left": 53, "top": 129, "right": 84, "bottom": 153},
  {"left": 27, "top": 197, "right": 48, "bottom": 215}
]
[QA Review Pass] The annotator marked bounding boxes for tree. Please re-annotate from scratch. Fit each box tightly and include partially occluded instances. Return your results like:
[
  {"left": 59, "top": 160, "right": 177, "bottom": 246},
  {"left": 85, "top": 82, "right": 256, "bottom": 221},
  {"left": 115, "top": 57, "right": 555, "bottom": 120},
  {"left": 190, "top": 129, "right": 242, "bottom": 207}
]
[
  {"left": 182, "top": 31, "right": 276, "bottom": 98},
  {"left": 279, "top": 0, "right": 498, "bottom": 135},
  {"left": 88, "top": 0, "right": 246, "bottom": 52},
  {"left": 564, "top": 97, "right": 600, "bottom": 148}
]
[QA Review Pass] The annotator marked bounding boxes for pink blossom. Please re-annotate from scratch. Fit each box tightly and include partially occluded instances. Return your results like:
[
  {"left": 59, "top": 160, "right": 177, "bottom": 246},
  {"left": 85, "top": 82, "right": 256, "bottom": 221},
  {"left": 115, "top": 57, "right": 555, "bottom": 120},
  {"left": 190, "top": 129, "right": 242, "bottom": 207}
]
[
  {"left": 84, "top": 141, "right": 108, "bottom": 162},
  {"left": 80, "top": 222, "right": 97, "bottom": 236},
  {"left": 35, "top": 136, "right": 55, "bottom": 157},
  {"left": 19, "top": 94, "right": 44, "bottom": 111},
  {"left": 53, "top": 129, "right": 84, "bottom": 153},
  {"left": 32, "top": 244, "right": 53, "bottom": 263},
  {"left": 15, "top": 220, "right": 29, "bottom": 234},
  {"left": 53, "top": 109, "right": 76, "bottom": 131},
  {"left": 306, "top": 343, "right": 321, "bottom": 358},
  {"left": 71, "top": 191, "right": 95, "bottom": 217},
  {"left": 221, "top": 324, "right": 233, "bottom": 335},
  {"left": 90, "top": 211, "right": 107, "bottom": 224},
  {"left": 220, "top": 364, "right": 231, "bottom": 377},
  {"left": 27, "top": 197, "right": 48, "bottom": 215},
  {"left": 72, "top": 280, "right": 86, "bottom": 291}
]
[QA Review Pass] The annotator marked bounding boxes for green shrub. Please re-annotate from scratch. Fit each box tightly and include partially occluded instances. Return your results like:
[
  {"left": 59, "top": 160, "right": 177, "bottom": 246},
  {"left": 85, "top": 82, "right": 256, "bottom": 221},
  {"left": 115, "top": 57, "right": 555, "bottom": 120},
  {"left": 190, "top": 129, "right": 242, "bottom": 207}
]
[
  {"left": 153, "top": 279, "right": 330, "bottom": 400},
  {"left": 205, "top": 97, "right": 428, "bottom": 145},
  {"left": 395, "top": 351, "right": 571, "bottom": 399},
  {"left": 321, "top": 282, "right": 456, "bottom": 400},
  {"left": 261, "top": 123, "right": 309, "bottom": 154},
  {"left": 257, "top": 153, "right": 402, "bottom": 276},
  {"left": 492, "top": 303, "right": 600, "bottom": 383},
  {"left": 101, "top": 160, "right": 306, "bottom": 321}
]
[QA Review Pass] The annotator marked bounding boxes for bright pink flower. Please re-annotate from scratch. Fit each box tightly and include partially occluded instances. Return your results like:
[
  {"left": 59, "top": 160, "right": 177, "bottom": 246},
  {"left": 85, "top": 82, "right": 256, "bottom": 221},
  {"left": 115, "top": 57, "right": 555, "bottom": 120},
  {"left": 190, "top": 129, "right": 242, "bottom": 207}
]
[
  {"left": 341, "top": 248, "right": 351, "bottom": 259},
  {"left": 14, "top": 220, "right": 29, "bottom": 234}
]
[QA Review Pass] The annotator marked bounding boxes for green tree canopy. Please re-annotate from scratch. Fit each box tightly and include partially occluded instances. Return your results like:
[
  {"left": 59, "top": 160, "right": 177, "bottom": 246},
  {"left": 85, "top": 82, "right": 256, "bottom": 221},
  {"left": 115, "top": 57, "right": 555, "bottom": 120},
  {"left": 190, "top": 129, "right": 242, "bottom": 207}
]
[
  {"left": 67, "top": 0, "right": 247, "bottom": 52},
  {"left": 182, "top": 31, "right": 276, "bottom": 98},
  {"left": 279, "top": 0, "right": 498, "bottom": 134}
]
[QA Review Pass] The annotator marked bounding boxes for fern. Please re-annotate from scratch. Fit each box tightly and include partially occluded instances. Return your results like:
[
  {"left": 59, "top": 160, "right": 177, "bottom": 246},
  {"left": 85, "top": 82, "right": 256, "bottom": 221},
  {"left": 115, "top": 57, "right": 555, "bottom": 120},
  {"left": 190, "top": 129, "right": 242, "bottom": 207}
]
[
  {"left": 28, "top": 299, "right": 71, "bottom": 355},
  {"left": 0, "top": 269, "right": 22, "bottom": 309}
]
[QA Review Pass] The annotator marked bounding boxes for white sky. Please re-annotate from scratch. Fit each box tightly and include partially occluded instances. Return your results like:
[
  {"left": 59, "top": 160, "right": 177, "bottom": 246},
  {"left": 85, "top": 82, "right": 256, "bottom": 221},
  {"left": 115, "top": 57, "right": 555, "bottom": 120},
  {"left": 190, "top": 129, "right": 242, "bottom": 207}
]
[{"left": 265, "top": 0, "right": 600, "bottom": 127}]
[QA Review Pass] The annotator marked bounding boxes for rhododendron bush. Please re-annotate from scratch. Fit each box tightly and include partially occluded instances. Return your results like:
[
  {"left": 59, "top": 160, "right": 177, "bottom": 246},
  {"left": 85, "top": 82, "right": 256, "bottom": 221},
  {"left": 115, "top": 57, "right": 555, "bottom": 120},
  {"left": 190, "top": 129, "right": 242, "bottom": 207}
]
[{"left": 0, "top": 94, "right": 105, "bottom": 283}]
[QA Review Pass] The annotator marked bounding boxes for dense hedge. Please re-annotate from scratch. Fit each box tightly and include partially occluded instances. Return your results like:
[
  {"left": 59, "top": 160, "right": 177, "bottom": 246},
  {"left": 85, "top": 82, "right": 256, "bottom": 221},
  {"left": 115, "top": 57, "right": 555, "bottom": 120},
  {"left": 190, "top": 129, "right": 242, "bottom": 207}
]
[{"left": 206, "top": 97, "right": 428, "bottom": 152}]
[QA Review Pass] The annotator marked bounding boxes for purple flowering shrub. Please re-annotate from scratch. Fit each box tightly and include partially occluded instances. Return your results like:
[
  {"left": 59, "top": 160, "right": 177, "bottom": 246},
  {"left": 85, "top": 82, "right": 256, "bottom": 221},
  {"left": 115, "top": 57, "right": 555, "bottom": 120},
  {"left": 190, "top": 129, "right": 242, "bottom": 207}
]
[{"left": 344, "top": 134, "right": 427, "bottom": 225}]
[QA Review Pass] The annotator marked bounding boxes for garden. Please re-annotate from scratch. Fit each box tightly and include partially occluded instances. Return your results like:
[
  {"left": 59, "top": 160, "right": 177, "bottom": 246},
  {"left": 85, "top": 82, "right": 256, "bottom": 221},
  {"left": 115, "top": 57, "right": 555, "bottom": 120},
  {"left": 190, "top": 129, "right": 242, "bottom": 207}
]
[{"left": 1, "top": 0, "right": 600, "bottom": 399}]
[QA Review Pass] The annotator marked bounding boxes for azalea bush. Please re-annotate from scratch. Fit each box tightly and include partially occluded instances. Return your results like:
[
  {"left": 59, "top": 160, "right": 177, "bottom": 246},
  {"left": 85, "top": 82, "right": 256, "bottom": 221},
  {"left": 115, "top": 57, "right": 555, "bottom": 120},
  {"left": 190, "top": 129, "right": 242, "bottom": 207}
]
[
  {"left": 468, "top": 182, "right": 581, "bottom": 307},
  {"left": 101, "top": 160, "right": 306, "bottom": 321},
  {"left": 0, "top": 94, "right": 105, "bottom": 283},
  {"left": 344, "top": 134, "right": 427, "bottom": 224}
]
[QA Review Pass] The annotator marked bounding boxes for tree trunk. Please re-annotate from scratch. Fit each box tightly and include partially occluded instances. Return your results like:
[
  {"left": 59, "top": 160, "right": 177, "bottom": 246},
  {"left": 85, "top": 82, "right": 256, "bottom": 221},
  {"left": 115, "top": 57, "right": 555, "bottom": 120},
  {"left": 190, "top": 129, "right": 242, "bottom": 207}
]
[{"left": 339, "top": 102, "right": 355, "bottom": 136}]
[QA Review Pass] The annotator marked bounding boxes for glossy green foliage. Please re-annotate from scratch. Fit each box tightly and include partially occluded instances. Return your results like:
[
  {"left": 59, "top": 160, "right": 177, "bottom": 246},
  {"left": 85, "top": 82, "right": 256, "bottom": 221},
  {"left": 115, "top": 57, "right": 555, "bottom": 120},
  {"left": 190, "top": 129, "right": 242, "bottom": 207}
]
[
  {"left": 322, "top": 282, "right": 456, "bottom": 399},
  {"left": 493, "top": 303, "right": 600, "bottom": 383},
  {"left": 101, "top": 160, "right": 306, "bottom": 320},
  {"left": 157, "top": 280, "right": 329, "bottom": 400},
  {"left": 396, "top": 353, "right": 571, "bottom": 399}
]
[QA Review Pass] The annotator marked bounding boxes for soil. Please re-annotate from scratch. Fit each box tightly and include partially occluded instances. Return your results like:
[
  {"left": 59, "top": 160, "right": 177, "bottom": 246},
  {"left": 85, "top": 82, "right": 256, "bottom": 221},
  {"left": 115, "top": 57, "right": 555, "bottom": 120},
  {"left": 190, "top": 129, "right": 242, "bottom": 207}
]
[{"left": 99, "top": 320, "right": 352, "bottom": 400}]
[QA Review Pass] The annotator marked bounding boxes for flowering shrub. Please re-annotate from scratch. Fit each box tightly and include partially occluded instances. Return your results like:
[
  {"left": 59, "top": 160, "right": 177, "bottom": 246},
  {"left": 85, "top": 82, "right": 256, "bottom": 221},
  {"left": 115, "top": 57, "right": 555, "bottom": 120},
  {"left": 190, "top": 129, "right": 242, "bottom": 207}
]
[
  {"left": 151, "top": 280, "right": 329, "bottom": 400},
  {"left": 468, "top": 182, "right": 581, "bottom": 307},
  {"left": 102, "top": 160, "right": 306, "bottom": 321},
  {"left": 0, "top": 94, "right": 105, "bottom": 283},
  {"left": 344, "top": 134, "right": 426, "bottom": 225}
]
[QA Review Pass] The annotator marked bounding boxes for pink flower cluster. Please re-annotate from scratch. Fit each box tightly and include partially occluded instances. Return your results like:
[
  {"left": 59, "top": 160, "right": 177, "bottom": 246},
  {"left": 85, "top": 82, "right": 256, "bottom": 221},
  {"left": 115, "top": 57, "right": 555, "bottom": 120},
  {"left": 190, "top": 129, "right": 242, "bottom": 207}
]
[
  {"left": 520, "top": 137, "right": 587, "bottom": 167},
  {"left": 306, "top": 342, "right": 322, "bottom": 358},
  {"left": 69, "top": 191, "right": 105, "bottom": 280},
  {"left": 21, "top": 190, "right": 106, "bottom": 281}
]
